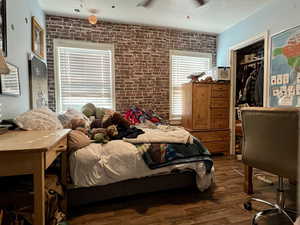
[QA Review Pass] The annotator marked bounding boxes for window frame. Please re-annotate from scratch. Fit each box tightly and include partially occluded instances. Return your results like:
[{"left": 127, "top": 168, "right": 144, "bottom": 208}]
[
  {"left": 54, "top": 39, "right": 115, "bottom": 112},
  {"left": 169, "top": 50, "right": 212, "bottom": 121}
]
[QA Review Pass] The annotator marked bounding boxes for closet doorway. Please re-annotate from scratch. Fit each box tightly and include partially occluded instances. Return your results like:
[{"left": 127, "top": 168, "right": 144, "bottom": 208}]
[{"left": 229, "top": 32, "right": 270, "bottom": 155}]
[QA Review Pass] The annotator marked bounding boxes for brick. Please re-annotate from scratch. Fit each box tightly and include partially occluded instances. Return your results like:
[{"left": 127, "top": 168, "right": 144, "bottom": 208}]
[{"left": 46, "top": 15, "right": 217, "bottom": 119}]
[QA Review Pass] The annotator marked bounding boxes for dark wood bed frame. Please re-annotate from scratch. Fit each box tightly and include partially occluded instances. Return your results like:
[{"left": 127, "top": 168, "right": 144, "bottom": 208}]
[{"left": 61, "top": 152, "right": 198, "bottom": 209}]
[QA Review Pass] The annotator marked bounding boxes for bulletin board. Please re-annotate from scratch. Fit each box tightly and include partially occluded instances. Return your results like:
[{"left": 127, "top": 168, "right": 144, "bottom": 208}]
[{"left": 270, "top": 25, "right": 300, "bottom": 107}]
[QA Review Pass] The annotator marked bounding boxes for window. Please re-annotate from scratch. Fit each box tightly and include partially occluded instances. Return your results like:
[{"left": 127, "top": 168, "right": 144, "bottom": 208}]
[
  {"left": 54, "top": 40, "right": 115, "bottom": 112},
  {"left": 170, "top": 50, "right": 212, "bottom": 120}
]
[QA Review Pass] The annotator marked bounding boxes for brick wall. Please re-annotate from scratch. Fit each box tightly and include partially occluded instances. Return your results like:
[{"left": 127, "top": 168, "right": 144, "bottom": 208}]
[{"left": 46, "top": 15, "right": 217, "bottom": 119}]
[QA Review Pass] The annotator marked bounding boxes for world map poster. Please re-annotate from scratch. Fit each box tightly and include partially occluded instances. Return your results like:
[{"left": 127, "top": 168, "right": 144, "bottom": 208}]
[{"left": 270, "top": 25, "right": 300, "bottom": 107}]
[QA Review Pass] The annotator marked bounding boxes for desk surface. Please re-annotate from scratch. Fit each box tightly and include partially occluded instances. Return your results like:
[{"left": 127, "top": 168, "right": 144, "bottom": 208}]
[{"left": 0, "top": 129, "right": 70, "bottom": 153}]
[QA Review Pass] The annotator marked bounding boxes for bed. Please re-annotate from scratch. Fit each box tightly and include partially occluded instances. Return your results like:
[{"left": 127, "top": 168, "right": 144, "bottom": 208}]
[
  {"left": 62, "top": 125, "right": 215, "bottom": 208},
  {"left": 13, "top": 107, "right": 215, "bottom": 209}
]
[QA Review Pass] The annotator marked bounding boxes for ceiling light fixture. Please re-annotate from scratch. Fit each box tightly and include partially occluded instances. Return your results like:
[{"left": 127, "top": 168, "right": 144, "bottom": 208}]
[
  {"left": 88, "top": 15, "right": 97, "bottom": 25},
  {"left": 88, "top": 9, "right": 99, "bottom": 25}
]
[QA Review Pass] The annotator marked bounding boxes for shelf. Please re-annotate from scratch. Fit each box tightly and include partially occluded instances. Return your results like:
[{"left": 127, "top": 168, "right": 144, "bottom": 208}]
[{"left": 240, "top": 57, "right": 264, "bottom": 66}]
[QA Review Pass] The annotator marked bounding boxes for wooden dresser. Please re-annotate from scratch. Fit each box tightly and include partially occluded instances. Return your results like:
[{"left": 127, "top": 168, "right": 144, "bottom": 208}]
[{"left": 182, "top": 82, "right": 230, "bottom": 154}]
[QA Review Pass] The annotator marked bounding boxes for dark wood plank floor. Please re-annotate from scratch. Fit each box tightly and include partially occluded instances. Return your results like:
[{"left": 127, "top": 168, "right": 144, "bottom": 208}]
[{"left": 68, "top": 156, "right": 297, "bottom": 225}]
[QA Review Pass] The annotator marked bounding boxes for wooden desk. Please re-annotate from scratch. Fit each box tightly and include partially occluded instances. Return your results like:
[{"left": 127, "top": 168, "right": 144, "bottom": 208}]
[{"left": 0, "top": 129, "right": 70, "bottom": 225}]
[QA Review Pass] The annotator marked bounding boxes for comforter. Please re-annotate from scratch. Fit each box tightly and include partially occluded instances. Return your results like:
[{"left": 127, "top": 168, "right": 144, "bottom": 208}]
[{"left": 70, "top": 140, "right": 214, "bottom": 192}]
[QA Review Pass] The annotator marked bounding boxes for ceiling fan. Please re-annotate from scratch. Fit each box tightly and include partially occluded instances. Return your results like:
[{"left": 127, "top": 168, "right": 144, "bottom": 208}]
[{"left": 137, "top": 0, "right": 207, "bottom": 8}]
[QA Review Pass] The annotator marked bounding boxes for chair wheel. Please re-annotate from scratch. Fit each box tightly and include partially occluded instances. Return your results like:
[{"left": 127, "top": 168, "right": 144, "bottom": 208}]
[{"left": 244, "top": 202, "right": 252, "bottom": 211}]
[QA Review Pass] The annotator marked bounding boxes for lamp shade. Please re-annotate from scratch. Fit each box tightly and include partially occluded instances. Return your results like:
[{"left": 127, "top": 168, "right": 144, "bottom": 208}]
[{"left": 0, "top": 50, "right": 9, "bottom": 75}]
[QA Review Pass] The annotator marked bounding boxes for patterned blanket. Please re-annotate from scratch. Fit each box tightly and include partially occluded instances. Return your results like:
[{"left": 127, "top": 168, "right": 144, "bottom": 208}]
[{"left": 137, "top": 137, "right": 213, "bottom": 173}]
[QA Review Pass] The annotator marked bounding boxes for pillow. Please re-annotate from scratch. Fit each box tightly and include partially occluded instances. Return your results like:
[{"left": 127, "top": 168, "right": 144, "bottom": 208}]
[
  {"left": 63, "top": 109, "right": 91, "bottom": 128},
  {"left": 58, "top": 114, "right": 72, "bottom": 129},
  {"left": 64, "top": 108, "right": 89, "bottom": 121},
  {"left": 68, "top": 130, "right": 91, "bottom": 152},
  {"left": 15, "top": 108, "right": 63, "bottom": 131}
]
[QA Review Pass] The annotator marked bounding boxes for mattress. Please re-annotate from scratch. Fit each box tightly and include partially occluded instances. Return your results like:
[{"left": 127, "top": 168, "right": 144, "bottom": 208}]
[{"left": 70, "top": 140, "right": 214, "bottom": 192}]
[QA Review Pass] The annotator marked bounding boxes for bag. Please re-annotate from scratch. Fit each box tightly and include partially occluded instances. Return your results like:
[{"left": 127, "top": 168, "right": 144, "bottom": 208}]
[{"left": 45, "top": 175, "right": 65, "bottom": 225}]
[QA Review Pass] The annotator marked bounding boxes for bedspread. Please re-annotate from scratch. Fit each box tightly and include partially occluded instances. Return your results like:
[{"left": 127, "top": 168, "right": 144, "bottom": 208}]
[{"left": 70, "top": 140, "right": 214, "bottom": 191}]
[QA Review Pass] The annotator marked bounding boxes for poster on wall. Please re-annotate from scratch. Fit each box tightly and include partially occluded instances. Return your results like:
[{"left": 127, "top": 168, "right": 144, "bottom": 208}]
[
  {"left": 29, "top": 55, "right": 48, "bottom": 109},
  {"left": 0, "top": 63, "right": 20, "bottom": 96},
  {"left": 270, "top": 25, "right": 300, "bottom": 107}
]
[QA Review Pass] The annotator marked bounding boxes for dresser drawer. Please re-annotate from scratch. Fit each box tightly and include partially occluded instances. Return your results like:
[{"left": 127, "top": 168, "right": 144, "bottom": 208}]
[
  {"left": 204, "top": 141, "right": 229, "bottom": 154},
  {"left": 211, "top": 108, "right": 229, "bottom": 119},
  {"left": 190, "top": 130, "right": 229, "bottom": 142},
  {"left": 211, "top": 118, "right": 229, "bottom": 129},
  {"left": 45, "top": 137, "right": 67, "bottom": 168},
  {"left": 211, "top": 85, "right": 229, "bottom": 98},
  {"left": 211, "top": 98, "right": 229, "bottom": 108}
]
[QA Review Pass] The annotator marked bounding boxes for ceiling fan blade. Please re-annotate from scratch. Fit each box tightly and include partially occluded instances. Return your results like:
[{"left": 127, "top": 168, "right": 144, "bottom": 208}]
[
  {"left": 137, "top": 0, "right": 155, "bottom": 7},
  {"left": 194, "top": 0, "right": 206, "bottom": 7}
]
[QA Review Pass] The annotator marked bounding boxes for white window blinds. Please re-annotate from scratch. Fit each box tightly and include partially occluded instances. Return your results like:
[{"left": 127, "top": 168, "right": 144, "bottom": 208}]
[
  {"left": 170, "top": 51, "right": 212, "bottom": 120},
  {"left": 55, "top": 42, "right": 114, "bottom": 112}
]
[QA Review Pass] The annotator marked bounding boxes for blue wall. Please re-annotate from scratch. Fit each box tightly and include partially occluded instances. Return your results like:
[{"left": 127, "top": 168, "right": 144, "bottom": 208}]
[
  {"left": 0, "top": 0, "right": 45, "bottom": 119},
  {"left": 217, "top": 0, "right": 300, "bottom": 66}
]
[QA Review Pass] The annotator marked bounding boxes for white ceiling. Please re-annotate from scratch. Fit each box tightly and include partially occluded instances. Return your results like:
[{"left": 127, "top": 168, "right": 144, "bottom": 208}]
[{"left": 39, "top": 0, "right": 274, "bottom": 33}]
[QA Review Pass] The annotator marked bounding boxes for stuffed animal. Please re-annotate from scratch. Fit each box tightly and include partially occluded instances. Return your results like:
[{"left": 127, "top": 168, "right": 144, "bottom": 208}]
[
  {"left": 81, "top": 103, "right": 96, "bottom": 118},
  {"left": 106, "top": 125, "right": 118, "bottom": 137},
  {"left": 94, "top": 133, "right": 109, "bottom": 144},
  {"left": 76, "top": 127, "right": 89, "bottom": 135},
  {"left": 91, "top": 128, "right": 107, "bottom": 139},
  {"left": 103, "top": 112, "right": 130, "bottom": 129},
  {"left": 95, "top": 108, "right": 105, "bottom": 120},
  {"left": 90, "top": 119, "right": 103, "bottom": 129},
  {"left": 70, "top": 118, "right": 88, "bottom": 130},
  {"left": 90, "top": 125, "right": 118, "bottom": 143}
]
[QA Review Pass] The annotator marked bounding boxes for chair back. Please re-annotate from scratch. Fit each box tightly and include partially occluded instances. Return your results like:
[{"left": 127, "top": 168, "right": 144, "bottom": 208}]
[{"left": 241, "top": 107, "right": 299, "bottom": 180}]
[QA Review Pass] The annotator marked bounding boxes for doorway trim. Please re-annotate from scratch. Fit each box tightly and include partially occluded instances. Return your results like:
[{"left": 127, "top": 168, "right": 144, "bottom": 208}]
[{"left": 228, "top": 31, "right": 270, "bottom": 155}]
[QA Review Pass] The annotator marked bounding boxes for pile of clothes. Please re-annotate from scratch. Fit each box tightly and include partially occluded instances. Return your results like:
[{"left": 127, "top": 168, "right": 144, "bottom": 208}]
[
  {"left": 138, "top": 137, "right": 213, "bottom": 172},
  {"left": 123, "top": 105, "right": 164, "bottom": 125}
]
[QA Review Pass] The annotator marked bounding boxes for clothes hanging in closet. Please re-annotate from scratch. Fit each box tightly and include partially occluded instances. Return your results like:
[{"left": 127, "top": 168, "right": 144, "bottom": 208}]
[
  {"left": 237, "top": 62, "right": 263, "bottom": 107},
  {"left": 255, "top": 64, "right": 264, "bottom": 106}
]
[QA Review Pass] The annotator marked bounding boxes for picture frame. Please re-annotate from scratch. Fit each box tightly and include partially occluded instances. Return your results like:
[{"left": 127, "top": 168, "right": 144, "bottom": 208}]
[
  {"left": 0, "top": 63, "right": 21, "bottom": 96},
  {"left": 31, "top": 17, "right": 45, "bottom": 59},
  {"left": 0, "top": 0, "right": 7, "bottom": 57}
]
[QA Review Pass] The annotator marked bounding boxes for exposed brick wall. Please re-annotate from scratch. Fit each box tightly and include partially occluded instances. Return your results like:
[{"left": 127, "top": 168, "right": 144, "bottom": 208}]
[{"left": 46, "top": 15, "right": 217, "bottom": 119}]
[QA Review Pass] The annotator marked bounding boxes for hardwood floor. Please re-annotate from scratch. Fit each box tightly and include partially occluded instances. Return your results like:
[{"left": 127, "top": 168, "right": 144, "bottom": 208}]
[{"left": 68, "top": 156, "right": 297, "bottom": 225}]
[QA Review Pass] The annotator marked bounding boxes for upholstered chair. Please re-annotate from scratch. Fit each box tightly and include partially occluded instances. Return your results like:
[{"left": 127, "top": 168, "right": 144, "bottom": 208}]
[{"left": 241, "top": 107, "right": 298, "bottom": 225}]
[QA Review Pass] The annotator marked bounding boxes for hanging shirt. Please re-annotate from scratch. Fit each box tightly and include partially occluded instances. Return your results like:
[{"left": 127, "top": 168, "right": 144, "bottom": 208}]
[{"left": 255, "top": 64, "right": 264, "bottom": 106}]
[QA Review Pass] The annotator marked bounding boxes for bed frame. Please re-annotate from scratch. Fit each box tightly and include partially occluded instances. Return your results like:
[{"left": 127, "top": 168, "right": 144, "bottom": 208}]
[{"left": 60, "top": 152, "right": 197, "bottom": 209}]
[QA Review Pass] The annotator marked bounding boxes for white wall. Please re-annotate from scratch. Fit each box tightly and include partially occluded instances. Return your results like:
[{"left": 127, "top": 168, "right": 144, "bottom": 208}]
[
  {"left": 217, "top": 0, "right": 300, "bottom": 66},
  {"left": 0, "top": 0, "right": 45, "bottom": 119}
]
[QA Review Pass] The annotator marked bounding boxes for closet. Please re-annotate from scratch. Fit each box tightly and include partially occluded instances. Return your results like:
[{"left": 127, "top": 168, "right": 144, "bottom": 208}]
[{"left": 235, "top": 40, "right": 265, "bottom": 154}]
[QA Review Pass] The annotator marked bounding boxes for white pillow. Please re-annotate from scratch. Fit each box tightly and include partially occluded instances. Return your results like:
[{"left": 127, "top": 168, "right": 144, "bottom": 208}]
[
  {"left": 16, "top": 108, "right": 63, "bottom": 131},
  {"left": 64, "top": 109, "right": 90, "bottom": 121},
  {"left": 63, "top": 109, "right": 91, "bottom": 127}
]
